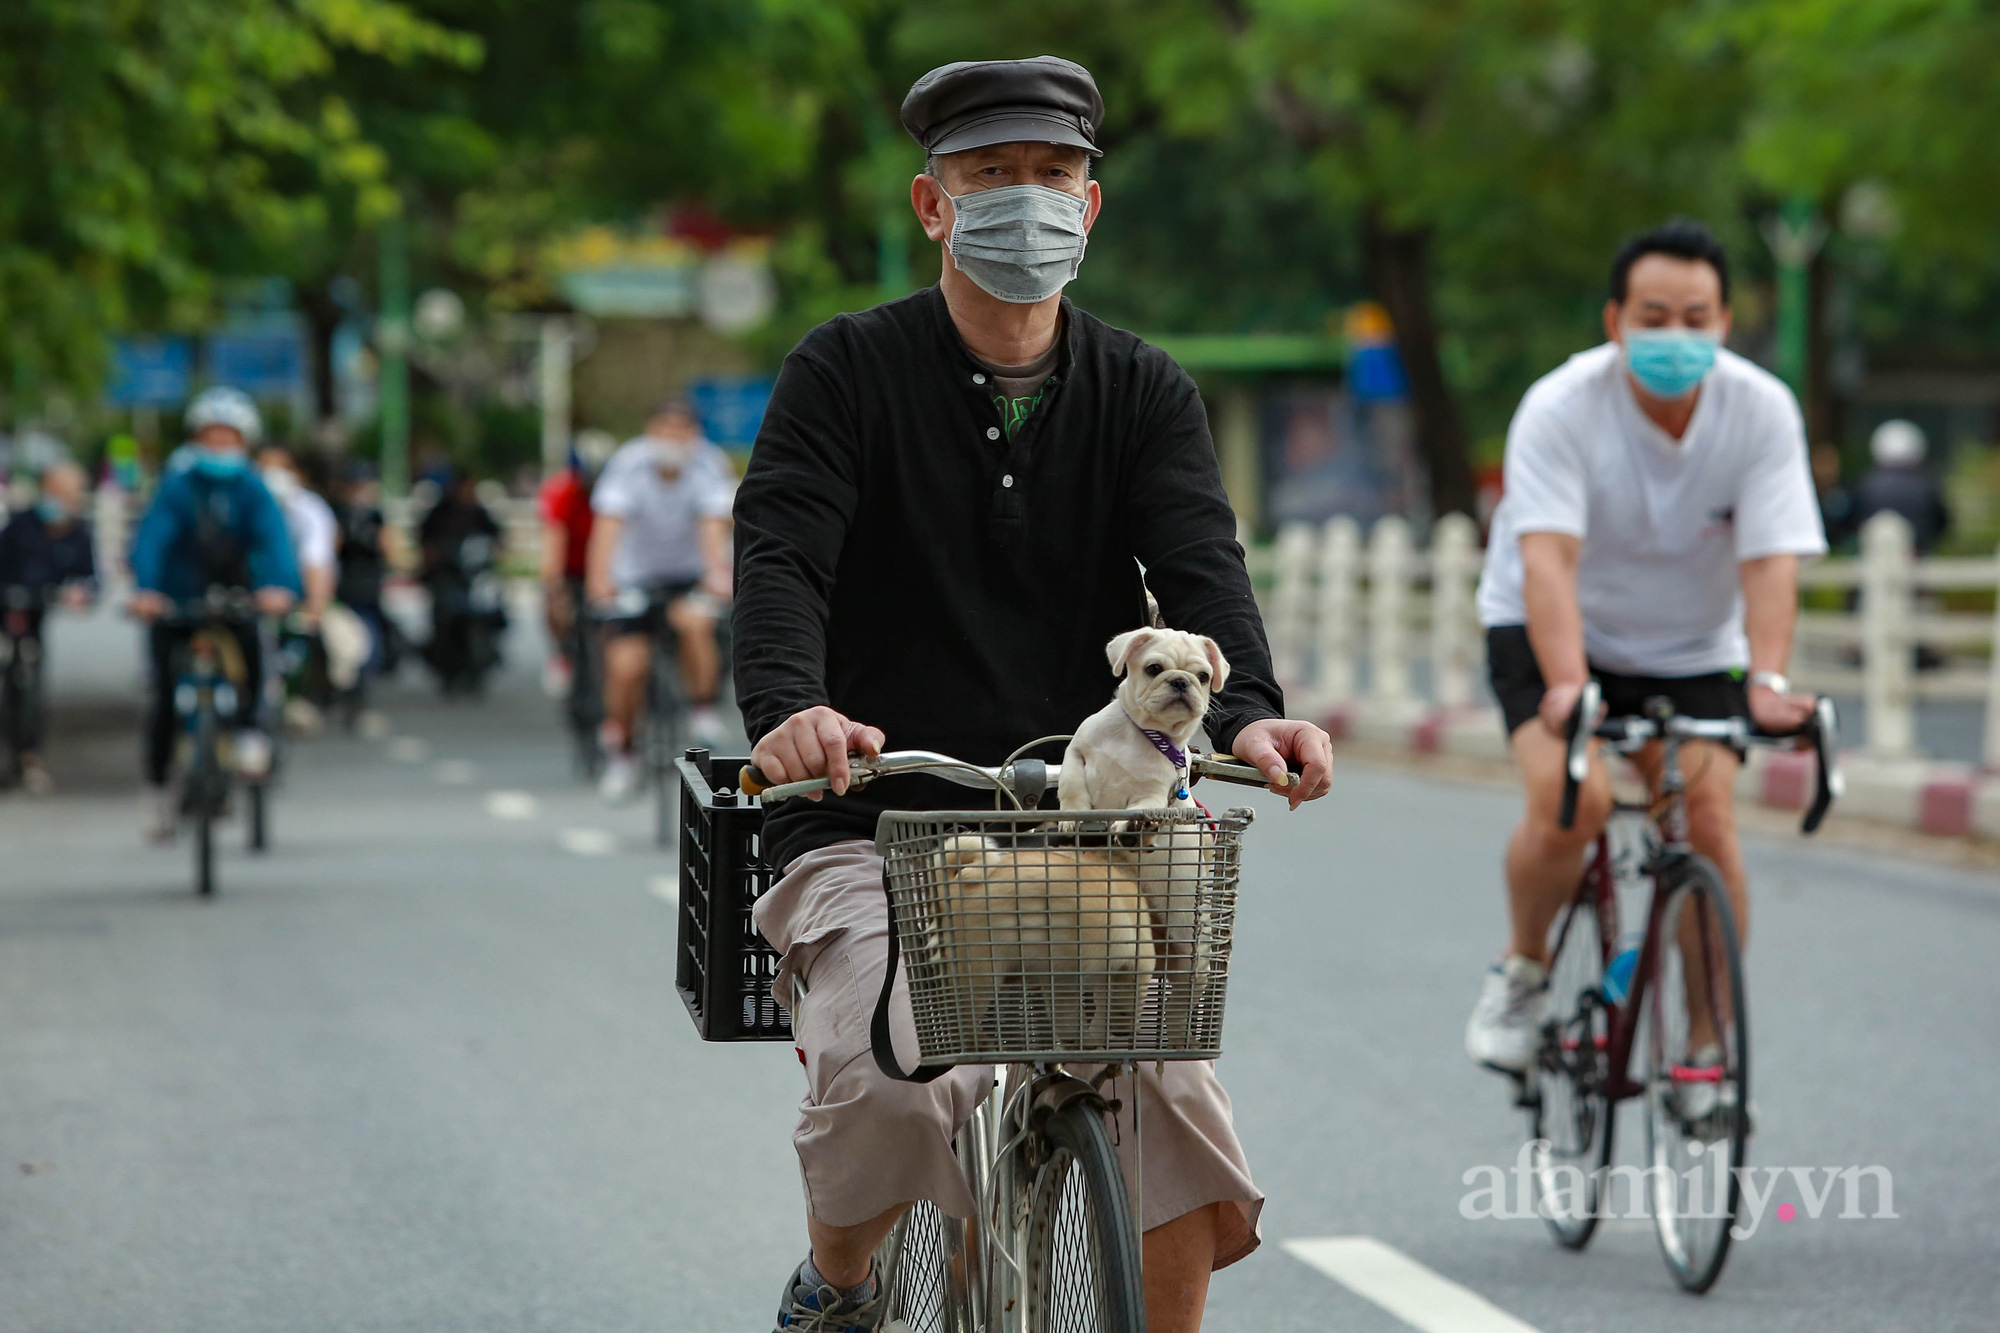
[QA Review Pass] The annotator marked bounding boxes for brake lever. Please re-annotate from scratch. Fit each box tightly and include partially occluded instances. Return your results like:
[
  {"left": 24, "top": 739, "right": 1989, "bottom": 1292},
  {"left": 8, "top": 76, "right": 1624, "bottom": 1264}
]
[
  {"left": 1557, "top": 679, "right": 1602, "bottom": 831},
  {"left": 1800, "top": 696, "right": 1842, "bottom": 835}
]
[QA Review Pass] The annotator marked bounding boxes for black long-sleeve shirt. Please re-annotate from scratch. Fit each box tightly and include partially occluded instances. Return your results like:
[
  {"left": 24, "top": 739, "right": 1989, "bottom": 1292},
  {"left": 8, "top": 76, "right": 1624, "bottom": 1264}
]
[
  {"left": 0, "top": 510, "right": 96, "bottom": 592},
  {"left": 734, "top": 286, "right": 1282, "bottom": 870}
]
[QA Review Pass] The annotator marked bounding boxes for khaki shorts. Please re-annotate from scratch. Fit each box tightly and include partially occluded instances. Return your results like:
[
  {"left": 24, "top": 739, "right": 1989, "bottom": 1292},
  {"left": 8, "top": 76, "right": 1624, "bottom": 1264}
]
[{"left": 753, "top": 840, "right": 1264, "bottom": 1272}]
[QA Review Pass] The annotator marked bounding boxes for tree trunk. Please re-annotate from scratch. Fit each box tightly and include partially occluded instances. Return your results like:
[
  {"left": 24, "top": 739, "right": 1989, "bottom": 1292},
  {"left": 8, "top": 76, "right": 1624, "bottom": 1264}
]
[
  {"left": 1361, "top": 207, "right": 1477, "bottom": 518},
  {"left": 297, "top": 281, "right": 343, "bottom": 440}
]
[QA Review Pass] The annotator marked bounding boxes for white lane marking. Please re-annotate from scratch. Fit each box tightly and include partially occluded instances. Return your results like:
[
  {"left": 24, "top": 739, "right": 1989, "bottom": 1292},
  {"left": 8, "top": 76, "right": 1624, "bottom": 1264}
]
[
  {"left": 559, "top": 827, "right": 617, "bottom": 857},
  {"left": 433, "top": 759, "right": 480, "bottom": 785},
  {"left": 1283, "top": 1237, "right": 1544, "bottom": 1333},
  {"left": 485, "top": 791, "right": 539, "bottom": 821},
  {"left": 649, "top": 875, "right": 678, "bottom": 903},
  {"left": 389, "top": 736, "right": 430, "bottom": 763}
]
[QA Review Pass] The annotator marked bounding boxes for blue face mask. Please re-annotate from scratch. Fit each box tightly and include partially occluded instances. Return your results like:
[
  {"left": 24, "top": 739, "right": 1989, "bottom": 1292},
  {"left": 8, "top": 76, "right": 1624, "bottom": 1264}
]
[
  {"left": 1623, "top": 329, "right": 1719, "bottom": 399},
  {"left": 35, "top": 498, "right": 66, "bottom": 524},
  {"left": 190, "top": 446, "right": 248, "bottom": 479}
]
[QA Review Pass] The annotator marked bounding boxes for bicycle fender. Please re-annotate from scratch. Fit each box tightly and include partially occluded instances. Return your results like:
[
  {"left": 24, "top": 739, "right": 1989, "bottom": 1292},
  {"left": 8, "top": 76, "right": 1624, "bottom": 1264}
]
[{"left": 869, "top": 868, "right": 954, "bottom": 1084}]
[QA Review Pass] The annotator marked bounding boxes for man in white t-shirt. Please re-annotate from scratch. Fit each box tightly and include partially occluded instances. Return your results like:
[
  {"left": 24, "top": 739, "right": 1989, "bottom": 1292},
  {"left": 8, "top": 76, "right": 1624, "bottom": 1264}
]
[
  {"left": 585, "top": 398, "right": 736, "bottom": 801},
  {"left": 1465, "top": 220, "right": 1827, "bottom": 1074}
]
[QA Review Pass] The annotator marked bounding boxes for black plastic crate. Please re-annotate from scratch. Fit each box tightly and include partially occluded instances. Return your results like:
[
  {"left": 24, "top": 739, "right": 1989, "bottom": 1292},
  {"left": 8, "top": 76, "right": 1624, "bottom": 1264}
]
[{"left": 676, "top": 749, "right": 791, "bottom": 1041}]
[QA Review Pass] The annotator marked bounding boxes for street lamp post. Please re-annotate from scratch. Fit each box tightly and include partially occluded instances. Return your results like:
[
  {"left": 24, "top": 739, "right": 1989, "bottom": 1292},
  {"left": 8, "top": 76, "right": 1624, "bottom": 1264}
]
[
  {"left": 1763, "top": 194, "right": 1828, "bottom": 398},
  {"left": 378, "top": 212, "right": 412, "bottom": 498}
]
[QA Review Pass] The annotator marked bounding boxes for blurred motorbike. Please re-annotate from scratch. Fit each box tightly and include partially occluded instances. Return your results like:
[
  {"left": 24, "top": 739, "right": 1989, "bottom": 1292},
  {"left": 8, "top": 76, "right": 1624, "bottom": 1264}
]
[{"left": 424, "top": 532, "right": 507, "bottom": 695}]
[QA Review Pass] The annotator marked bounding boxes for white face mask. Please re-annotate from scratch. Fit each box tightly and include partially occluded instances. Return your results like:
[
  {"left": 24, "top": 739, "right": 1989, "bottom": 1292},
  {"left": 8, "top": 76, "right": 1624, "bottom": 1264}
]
[
  {"left": 946, "top": 182, "right": 1090, "bottom": 304},
  {"left": 261, "top": 466, "right": 300, "bottom": 501},
  {"left": 651, "top": 439, "right": 691, "bottom": 474}
]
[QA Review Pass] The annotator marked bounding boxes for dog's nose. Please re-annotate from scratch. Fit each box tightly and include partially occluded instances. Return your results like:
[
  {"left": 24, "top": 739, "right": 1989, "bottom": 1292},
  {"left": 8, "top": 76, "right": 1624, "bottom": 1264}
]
[{"left": 1169, "top": 675, "right": 1190, "bottom": 692}]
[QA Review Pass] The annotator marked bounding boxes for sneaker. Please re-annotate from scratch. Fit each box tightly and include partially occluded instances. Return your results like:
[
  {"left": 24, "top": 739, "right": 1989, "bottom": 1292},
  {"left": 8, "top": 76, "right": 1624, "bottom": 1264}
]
[
  {"left": 20, "top": 759, "right": 53, "bottom": 796},
  {"left": 1465, "top": 955, "right": 1550, "bottom": 1073},
  {"left": 1672, "top": 1041, "right": 1747, "bottom": 1141},
  {"left": 599, "top": 750, "right": 639, "bottom": 803},
  {"left": 542, "top": 654, "right": 572, "bottom": 700},
  {"left": 773, "top": 1259, "right": 885, "bottom": 1332},
  {"left": 689, "top": 703, "right": 727, "bottom": 747},
  {"left": 235, "top": 729, "right": 274, "bottom": 781},
  {"left": 141, "top": 783, "right": 177, "bottom": 843}
]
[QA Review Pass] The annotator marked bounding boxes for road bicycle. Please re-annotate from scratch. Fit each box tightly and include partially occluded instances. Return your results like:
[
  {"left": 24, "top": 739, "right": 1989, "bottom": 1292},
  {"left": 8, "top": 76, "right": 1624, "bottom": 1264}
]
[
  {"left": 558, "top": 577, "right": 606, "bottom": 780},
  {"left": 681, "top": 743, "right": 1290, "bottom": 1332},
  {"left": 597, "top": 585, "right": 708, "bottom": 846},
  {"left": 0, "top": 585, "right": 57, "bottom": 790},
  {"left": 160, "top": 589, "right": 277, "bottom": 896},
  {"left": 1520, "top": 681, "right": 1841, "bottom": 1293}
]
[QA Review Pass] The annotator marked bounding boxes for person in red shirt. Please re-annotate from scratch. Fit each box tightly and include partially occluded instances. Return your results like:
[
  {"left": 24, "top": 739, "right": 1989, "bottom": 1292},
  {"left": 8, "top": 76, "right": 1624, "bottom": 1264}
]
[{"left": 537, "top": 431, "right": 614, "bottom": 697}]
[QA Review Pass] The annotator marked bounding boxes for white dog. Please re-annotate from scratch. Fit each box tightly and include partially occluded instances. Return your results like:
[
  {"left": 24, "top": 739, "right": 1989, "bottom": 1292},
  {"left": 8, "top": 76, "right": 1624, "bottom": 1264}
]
[
  {"left": 929, "top": 834, "right": 1155, "bottom": 1051},
  {"left": 1058, "top": 628, "right": 1227, "bottom": 813},
  {"left": 1059, "top": 628, "right": 1228, "bottom": 1041}
]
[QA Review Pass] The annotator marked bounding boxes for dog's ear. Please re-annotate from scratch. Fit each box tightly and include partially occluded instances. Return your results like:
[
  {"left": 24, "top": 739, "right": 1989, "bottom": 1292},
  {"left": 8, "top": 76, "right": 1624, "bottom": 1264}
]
[
  {"left": 1106, "top": 628, "right": 1156, "bottom": 678},
  {"left": 1197, "top": 635, "right": 1229, "bottom": 693}
]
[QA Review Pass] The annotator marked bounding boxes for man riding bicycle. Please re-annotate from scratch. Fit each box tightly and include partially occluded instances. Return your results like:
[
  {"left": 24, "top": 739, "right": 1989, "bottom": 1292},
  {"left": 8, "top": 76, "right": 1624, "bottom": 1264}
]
[
  {"left": 0, "top": 460, "right": 97, "bottom": 794},
  {"left": 734, "top": 57, "right": 1332, "bottom": 1333},
  {"left": 537, "top": 430, "right": 613, "bottom": 700},
  {"left": 1464, "top": 220, "right": 1826, "bottom": 1077},
  {"left": 585, "top": 398, "right": 734, "bottom": 801},
  {"left": 129, "top": 387, "right": 300, "bottom": 840}
]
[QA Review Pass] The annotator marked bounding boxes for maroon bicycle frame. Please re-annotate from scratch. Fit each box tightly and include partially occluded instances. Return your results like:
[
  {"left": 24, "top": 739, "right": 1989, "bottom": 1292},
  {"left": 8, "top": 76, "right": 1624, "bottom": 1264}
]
[{"left": 1555, "top": 786, "right": 1725, "bottom": 1105}]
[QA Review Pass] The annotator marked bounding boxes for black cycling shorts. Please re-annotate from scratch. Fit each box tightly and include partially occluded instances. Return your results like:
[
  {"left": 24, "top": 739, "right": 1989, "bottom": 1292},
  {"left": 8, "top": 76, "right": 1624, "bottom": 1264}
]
[
  {"left": 598, "top": 579, "right": 703, "bottom": 638},
  {"left": 1486, "top": 625, "right": 1749, "bottom": 742}
]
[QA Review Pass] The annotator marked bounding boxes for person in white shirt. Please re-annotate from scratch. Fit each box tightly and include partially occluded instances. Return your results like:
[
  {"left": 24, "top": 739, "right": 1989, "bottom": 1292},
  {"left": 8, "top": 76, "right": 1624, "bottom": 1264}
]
[
  {"left": 257, "top": 445, "right": 339, "bottom": 627},
  {"left": 585, "top": 398, "right": 736, "bottom": 801},
  {"left": 1464, "top": 220, "right": 1827, "bottom": 1073}
]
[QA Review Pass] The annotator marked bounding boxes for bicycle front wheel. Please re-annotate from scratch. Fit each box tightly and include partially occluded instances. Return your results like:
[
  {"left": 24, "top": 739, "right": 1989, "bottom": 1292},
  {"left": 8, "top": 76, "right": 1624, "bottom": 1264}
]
[
  {"left": 1023, "top": 1100, "right": 1146, "bottom": 1333},
  {"left": 1643, "top": 855, "right": 1749, "bottom": 1294},
  {"left": 247, "top": 782, "right": 268, "bottom": 852},
  {"left": 1530, "top": 886, "right": 1615, "bottom": 1250},
  {"left": 876, "top": 1201, "right": 975, "bottom": 1333}
]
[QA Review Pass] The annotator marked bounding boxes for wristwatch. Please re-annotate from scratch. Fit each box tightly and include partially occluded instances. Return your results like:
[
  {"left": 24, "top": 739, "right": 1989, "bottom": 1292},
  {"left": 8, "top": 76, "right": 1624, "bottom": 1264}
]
[{"left": 1749, "top": 670, "right": 1791, "bottom": 696}]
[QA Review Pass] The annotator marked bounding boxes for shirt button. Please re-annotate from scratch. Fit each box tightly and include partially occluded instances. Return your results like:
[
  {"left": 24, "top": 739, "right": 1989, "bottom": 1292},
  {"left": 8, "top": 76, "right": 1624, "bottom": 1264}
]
[
  {"left": 986, "top": 426, "right": 1000, "bottom": 440},
  {"left": 1002, "top": 474, "right": 1015, "bottom": 488},
  {"left": 972, "top": 373, "right": 987, "bottom": 385}
]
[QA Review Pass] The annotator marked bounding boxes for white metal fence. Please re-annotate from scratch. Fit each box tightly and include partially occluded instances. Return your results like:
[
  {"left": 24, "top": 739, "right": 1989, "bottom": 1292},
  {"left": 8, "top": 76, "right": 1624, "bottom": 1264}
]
[{"left": 1257, "top": 510, "right": 2000, "bottom": 767}]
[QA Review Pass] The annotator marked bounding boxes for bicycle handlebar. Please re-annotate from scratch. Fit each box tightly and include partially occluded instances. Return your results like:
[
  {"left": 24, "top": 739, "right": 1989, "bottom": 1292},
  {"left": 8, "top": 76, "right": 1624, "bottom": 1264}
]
[
  {"left": 1557, "top": 682, "right": 1843, "bottom": 835},
  {"left": 739, "top": 749, "right": 1297, "bottom": 806},
  {"left": 154, "top": 587, "right": 264, "bottom": 628}
]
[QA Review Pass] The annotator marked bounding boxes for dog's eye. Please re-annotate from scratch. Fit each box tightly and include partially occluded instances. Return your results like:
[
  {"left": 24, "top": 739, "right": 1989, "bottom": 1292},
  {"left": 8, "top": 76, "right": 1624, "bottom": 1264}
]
[
  {"left": 1144, "top": 663, "right": 1164, "bottom": 677},
  {"left": 1197, "top": 671, "right": 1210, "bottom": 684}
]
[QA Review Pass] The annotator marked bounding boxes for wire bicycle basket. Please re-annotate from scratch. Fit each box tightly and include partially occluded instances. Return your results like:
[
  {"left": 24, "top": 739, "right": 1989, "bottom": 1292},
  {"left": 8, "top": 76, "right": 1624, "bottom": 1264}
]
[{"left": 875, "top": 805, "right": 1251, "bottom": 1066}]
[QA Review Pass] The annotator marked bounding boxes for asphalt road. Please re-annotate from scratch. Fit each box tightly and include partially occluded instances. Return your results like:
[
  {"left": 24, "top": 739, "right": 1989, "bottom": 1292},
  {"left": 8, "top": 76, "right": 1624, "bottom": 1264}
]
[{"left": 2, "top": 606, "right": 1996, "bottom": 1331}]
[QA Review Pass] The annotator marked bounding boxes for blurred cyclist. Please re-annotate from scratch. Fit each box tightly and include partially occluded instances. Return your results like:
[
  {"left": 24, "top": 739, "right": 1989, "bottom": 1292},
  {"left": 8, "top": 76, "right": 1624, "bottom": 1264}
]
[
  {"left": 537, "top": 429, "right": 615, "bottom": 698},
  {"left": 257, "top": 446, "right": 339, "bottom": 628},
  {"left": 0, "top": 461, "right": 98, "bottom": 793},
  {"left": 1465, "top": 220, "right": 1825, "bottom": 1075},
  {"left": 129, "top": 387, "right": 300, "bottom": 840},
  {"left": 585, "top": 398, "right": 734, "bottom": 801},
  {"left": 332, "top": 466, "right": 399, "bottom": 677}
]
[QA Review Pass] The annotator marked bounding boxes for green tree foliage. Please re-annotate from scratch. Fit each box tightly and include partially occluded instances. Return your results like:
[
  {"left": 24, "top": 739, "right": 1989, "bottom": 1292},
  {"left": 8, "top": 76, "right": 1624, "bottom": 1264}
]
[{"left": 0, "top": 0, "right": 474, "bottom": 408}]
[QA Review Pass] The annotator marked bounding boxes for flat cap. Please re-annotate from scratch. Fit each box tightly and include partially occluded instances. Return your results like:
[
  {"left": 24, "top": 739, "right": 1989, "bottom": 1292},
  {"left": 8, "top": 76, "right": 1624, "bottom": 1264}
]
[{"left": 901, "top": 56, "right": 1104, "bottom": 158}]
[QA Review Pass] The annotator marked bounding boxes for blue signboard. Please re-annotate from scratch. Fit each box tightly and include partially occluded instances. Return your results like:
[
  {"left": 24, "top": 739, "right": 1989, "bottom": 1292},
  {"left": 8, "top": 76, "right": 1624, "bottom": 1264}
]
[
  {"left": 688, "top": 375, "right": 773, "bottom": 450},
  {"left": 210, "top": 331, "right": 306, "bottom": 397},
  {"left": 107, "top": 337, "right": 195, "bottom": 406}
]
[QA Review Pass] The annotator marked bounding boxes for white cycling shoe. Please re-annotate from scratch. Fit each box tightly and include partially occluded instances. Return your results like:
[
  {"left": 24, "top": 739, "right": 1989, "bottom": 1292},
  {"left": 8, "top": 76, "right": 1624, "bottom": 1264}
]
[
  {"left": 1465, "top": 955, "right": 1551, "bottom": 1073},
  {"left": 599, "top": 751, "right": 640, "bottom": 804},
  {"left": 235, "top": 729, "right": 274, "bottom": 781}
]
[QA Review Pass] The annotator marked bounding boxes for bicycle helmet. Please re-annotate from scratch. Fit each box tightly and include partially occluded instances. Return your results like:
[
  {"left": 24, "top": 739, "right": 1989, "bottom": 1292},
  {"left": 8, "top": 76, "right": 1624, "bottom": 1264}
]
[{"left": 185, "top": 386, "right": 264, "bottom": 446}]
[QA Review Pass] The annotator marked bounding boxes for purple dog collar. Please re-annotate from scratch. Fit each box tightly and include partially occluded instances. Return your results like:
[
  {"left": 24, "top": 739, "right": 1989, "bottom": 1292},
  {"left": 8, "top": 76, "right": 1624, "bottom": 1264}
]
[{"left": 1123, "top": 706, "right": 1191, "bottom": 801}]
